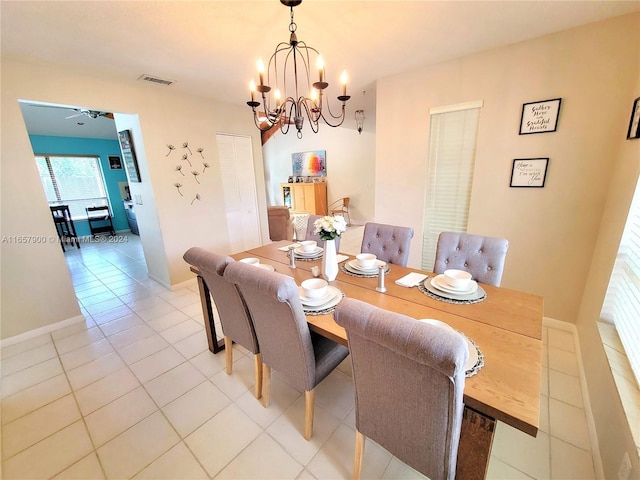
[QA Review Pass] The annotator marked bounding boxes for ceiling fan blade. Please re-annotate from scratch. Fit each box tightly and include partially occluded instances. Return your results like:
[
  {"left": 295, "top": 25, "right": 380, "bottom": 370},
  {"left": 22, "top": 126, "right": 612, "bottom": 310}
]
[{"left": 104, "top": 112, "right": 114, "bottom": 120}]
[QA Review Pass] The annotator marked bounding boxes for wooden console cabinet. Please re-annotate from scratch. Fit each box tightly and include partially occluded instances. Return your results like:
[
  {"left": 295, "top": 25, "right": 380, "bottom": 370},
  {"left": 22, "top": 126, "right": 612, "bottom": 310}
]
[{"left": 281, "top": 182, "right": 327, "bottom": 215}]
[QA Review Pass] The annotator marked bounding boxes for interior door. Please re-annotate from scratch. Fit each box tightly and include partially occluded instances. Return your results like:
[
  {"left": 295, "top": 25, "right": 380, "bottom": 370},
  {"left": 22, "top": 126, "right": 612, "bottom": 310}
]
[{"left": 216, "top": 133, "right": 261, "bottom": 252}]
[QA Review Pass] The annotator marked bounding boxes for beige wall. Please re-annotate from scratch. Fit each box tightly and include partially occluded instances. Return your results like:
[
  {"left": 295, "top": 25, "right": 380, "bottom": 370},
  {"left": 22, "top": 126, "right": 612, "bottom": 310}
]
[
  {"left": 576, "top": 70, "right": 640, "bottom": 477},
  {"left": 375, "top": 13, "right": 639, "bottom": 322},
  {"left": 375, "top": 13, "right": 640, "bottom": 478},
  {"left": 262, "top": 126, "right": 376, "bottom": 226},
  {"left": 1, "top": 59, "right": 266, "bottom": 339}
]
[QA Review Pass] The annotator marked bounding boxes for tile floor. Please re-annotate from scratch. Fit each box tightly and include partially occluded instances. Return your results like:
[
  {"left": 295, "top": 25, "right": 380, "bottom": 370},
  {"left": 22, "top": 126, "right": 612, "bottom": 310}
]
[{"left": 1, "top": 229, "right": 598, "bottom": 479}]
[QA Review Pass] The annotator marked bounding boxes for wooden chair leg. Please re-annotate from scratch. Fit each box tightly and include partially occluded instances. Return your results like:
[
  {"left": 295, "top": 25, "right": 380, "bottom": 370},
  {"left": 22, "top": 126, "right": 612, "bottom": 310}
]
[
  {"left": 253, "top": 353, "right": 263, "bottom": 399},
  {"left": 224, "top": 336, "right": 233, "bottom": 375},
  {"left": 304, "top": 389, "right": 316, "bottom": 440},
  {"left": 353, "top": 429, "right": 365, "bottom": 480},
  {"left": 261, "top": 364, "right": 271, "bottom": 408}
]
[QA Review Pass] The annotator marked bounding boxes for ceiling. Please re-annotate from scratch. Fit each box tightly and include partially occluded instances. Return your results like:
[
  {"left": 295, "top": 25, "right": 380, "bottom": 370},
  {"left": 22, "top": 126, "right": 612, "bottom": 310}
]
[{"left": 4, "top": 1, "right": 639, "bottom": 140}]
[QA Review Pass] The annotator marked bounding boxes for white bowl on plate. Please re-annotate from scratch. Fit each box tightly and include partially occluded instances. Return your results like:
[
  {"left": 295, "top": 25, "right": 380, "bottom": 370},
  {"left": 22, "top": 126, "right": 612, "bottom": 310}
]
[
  {"left": 299, "top": 240, "right": 317, "bottom": 252},
  {"left": 301, "top": 278, "right": 328, "bottom": 299},
  {"left": 356, "top": 253, "right": 377, "bottom": 269},
  {"left": 419, "top": 319, "right": 456, "bottom": 333},
  {"left": 444, "top": 269, "right": 472, "bottom": 289},
  {"left": 239, "top": 257, "right": 260, "bottom": 266}
]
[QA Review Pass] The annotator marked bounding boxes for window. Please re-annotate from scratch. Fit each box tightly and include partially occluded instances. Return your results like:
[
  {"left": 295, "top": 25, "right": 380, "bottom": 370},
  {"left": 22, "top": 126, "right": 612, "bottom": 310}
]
[
  {"left": 421, "top": 101, "right": 482, "bottom": 270},
  {"left": 601, "top": 174, "right": 640, "bottom": 388},
  {"left": 36, "top": 155, "right": 109, "bottom": 219}
]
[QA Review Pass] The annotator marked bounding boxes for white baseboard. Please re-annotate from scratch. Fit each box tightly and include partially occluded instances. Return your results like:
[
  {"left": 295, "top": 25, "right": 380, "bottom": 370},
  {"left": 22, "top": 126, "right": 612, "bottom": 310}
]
[
  {"left": 543, "top": 316, "right": 605, "bottom": 480},
  {"left": 147, "top": 272, "right": 170, "bottom": 289},
  {"left": 0, "top": 314, "right": 86, "bottom": 348},
  {"left": 170, "top": 278, "right": 198, "bottom": 291}
]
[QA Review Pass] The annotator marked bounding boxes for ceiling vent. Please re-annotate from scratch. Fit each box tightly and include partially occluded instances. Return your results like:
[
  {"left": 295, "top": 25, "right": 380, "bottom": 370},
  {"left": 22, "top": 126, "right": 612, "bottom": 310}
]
[{"left": 138, "top": 74, "right": 174, "bottom": 86}]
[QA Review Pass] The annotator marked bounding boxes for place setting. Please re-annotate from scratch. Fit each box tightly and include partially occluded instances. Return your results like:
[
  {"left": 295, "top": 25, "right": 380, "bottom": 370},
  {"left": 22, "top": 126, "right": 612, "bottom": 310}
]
[
  {"left": 239, "top": 256, "right": 276, "bottom": 271},
  {"left": 298, "top": 278, "right": 344, "bottom": 315},
  {"left": 289, "top": 240, "right": 324, "bottom": 261},
  {"left": 418, "top": 319, "right": 485, "bottom": 377},
  {"left": 418, "top": 269, "right": 487, "bottom": 304},
  {"left": 342, "top": 253, "right": 390, "bottom": 278}
]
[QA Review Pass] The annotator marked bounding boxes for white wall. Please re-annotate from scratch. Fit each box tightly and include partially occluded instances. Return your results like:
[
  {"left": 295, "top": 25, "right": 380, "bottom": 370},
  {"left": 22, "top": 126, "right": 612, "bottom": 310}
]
[
  {"left": 1, "top": 59, "right": 267, "bottom": 338},
  {"left": 262, "top": 126, "right": 375, "bottom": 226}
]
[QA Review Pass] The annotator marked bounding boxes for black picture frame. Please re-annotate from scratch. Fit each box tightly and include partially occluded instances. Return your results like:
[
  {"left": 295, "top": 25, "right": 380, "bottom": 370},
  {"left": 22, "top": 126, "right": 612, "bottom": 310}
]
[
  {"left": 519, "top": 98, "right": 562, "bottom": 135},
  {"left": 108, "top": 155, "right": 122, "bottom": 170},
  {"left": 627, "top": 97, "right": 640, "bottom": 140},
  {"left": 510, "top": 158, "right": 549, "bottom": 188},
  {"left": 117, "top": 130, "right": 141, "bottom": 183}
]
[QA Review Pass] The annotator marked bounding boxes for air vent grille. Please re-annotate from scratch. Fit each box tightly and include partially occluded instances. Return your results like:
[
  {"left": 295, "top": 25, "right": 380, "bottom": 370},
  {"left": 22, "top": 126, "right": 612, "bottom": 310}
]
[{"left": 138, "top": 74, "right": 174, "bottom": 86}]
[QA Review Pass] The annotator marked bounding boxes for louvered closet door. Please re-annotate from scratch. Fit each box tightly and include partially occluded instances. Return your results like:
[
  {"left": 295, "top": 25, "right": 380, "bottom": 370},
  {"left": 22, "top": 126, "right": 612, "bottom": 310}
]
[{"left": 216, "top": 133, "right": 261, "bottom": 252}]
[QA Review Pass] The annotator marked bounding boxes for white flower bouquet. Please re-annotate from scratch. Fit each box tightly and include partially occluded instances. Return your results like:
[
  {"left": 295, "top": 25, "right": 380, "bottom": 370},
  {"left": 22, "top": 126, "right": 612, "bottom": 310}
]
[{"left": 313, "top": 215, "right": 347, "bottom": 241}]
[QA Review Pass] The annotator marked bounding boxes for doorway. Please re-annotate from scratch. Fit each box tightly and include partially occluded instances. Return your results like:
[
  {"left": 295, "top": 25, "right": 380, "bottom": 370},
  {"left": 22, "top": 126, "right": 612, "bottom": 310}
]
[{"left": 18, "top": 100, "right": 152, "bottom": 286}]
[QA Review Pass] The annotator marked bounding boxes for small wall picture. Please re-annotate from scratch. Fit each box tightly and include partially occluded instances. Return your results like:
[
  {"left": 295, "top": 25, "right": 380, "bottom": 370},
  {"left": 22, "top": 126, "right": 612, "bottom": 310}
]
[
  {"left": 108, "top": 155, "right": 122, "bottom": 170},
  {"left": 519, "top": 98, "right": 562, "bottom": 135},
  {"left": 510, "top": 158, "right": 549, "bottom": 187}
]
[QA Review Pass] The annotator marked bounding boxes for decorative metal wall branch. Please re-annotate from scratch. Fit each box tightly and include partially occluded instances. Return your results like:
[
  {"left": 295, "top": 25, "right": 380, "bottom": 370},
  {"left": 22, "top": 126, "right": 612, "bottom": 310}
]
[{"left": 168, "top": 139, "right": 207, "bottom": 205}]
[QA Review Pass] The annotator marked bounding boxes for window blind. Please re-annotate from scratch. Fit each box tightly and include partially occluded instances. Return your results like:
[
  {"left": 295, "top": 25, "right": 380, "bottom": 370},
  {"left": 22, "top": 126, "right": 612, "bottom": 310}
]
[
  {"left": 36, "top": 155, "right": 109, "bottom": 219},
  {"left": 421, "top": 106, "right": 481, "bottom": 270},
  {"left": 601, "top": 174, "right": 640, "bottom": 388}
]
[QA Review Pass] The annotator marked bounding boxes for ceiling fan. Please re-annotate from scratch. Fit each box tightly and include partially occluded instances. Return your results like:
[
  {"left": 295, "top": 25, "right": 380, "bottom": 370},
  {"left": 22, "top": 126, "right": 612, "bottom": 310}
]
[
  {"left": 29, "top": 104, "right": 114, "bottom": 120},
  {"left": 65, "top": 108, "right": 114, "bottom": 120}
]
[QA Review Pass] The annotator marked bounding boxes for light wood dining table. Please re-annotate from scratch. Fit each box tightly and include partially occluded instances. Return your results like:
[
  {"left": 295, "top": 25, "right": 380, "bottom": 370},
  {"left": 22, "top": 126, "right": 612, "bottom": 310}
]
[{"left": 191, "top": 240, "right": 544, "bottom": 480}]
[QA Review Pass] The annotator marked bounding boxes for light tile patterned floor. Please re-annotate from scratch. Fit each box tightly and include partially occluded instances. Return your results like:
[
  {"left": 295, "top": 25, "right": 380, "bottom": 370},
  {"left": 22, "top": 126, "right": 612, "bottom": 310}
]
[{"left": 1, "top": 230, "right": 597, "bottom": 479}]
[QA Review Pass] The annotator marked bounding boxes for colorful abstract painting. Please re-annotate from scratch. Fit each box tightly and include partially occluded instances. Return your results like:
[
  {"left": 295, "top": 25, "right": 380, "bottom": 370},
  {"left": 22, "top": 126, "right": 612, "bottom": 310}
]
[{"left": 292, "top": 150, "right": 326, "bottom": 177}]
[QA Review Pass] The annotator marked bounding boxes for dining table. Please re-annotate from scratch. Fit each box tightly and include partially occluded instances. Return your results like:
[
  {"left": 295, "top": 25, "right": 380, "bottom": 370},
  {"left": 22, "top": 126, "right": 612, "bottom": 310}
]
[{"left": 190, "top": 240, "right": 544, "bottom": 480}]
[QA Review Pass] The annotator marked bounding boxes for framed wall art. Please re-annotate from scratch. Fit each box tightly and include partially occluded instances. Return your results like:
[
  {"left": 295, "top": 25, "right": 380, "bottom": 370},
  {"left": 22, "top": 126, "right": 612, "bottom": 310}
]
[
  {"left": 292, "top": 150, "right": 326, "bottom": 177},
  {"left": 117, "top": 130, "right": 141, "bottom": 182},
  {"left": 519, "top": 98, "right": 562, "bottom": 135},
  {"left": 627, "top": 97, "right": 640, "bottom": 140},
  {"left": 510, "top": 158, "right": 549, "bottom": 187},
  {"left": 108, "top": 155, "right": 122, "bottom": 170}
]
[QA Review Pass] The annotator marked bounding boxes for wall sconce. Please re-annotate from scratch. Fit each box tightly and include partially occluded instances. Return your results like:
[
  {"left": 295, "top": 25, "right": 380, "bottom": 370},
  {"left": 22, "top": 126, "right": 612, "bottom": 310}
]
[{"left": 355, "top": 110, "right": 365, "bottom": 134}]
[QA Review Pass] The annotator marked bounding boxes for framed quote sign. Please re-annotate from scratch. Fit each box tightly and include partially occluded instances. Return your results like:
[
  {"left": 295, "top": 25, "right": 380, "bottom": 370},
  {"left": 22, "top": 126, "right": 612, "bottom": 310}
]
[
  {"left": 519, "top": 98, "right": 562, "bottom": 135},
  {"left": 627, "top": 97, "right": 640, "bottom": 140},
  {"left": 510, "top": 158, "right": 549, "bottom": 188}
]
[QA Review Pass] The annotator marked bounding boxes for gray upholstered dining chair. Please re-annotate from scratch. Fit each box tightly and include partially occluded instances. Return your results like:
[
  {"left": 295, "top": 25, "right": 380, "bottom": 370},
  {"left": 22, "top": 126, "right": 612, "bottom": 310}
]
[
  {"left": 305, "top": 214, "right": 341, "bottom": 251},
  {"left": 182, "top": 247, "right": 262, "bottom": 399},
  {"left": 334, "top": 298, "right": 468, "bottom": 480},
  {"left": 223, "top": 261, "right": 349, "bottom": 440},
  {"left": 360, "top": 222, "right": 414, "bottom": 266},
  {"left": 433, "top": 231, "right": 509, "bottom": 286}
]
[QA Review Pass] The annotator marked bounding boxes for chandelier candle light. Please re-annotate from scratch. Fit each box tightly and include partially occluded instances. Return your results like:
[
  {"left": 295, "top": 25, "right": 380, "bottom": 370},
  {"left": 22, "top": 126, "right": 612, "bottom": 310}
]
[
  {"left": 314, "top": 215, "right": 347, "bottom": 281},
  {"left": 247, "top": 0, "right": 350, "bottom": 138}
]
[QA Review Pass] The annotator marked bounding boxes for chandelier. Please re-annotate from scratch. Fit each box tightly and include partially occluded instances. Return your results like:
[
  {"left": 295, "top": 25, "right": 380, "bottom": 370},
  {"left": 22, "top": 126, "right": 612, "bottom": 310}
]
[{"left": 246, "top": 0, "right": 350, "bottom": 138}]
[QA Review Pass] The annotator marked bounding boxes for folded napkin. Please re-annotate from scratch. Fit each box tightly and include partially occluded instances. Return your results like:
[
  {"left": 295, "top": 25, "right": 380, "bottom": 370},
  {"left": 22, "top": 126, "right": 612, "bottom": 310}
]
[
  {"left": 336, "top": 254, "right": 349, "bottom": 263},
  {"left": 278, "top": 243, "right": 300, "bottom": 252},
  {"left": 395, "top": 272, "right": 428, "bottom": 287}
]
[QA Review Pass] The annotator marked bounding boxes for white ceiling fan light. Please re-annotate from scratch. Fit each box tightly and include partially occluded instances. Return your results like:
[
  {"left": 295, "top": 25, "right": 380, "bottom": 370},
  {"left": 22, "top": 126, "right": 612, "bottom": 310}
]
[{"left": 29, "top": 104, "right": 113, "bottom": 121}]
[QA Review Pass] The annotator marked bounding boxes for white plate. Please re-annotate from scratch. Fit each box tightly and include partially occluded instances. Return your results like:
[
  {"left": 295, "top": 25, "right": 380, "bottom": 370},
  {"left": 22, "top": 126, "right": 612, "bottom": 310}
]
[
  {"left": 295, "top": 246, "right": 324, "bottom": 257},
  {"left": 431, "top": 274, "right": 478, "bottom": 294},
  {"left": 302, "top": 288, "right": 343, "bottom": 312},
  {"left": 418, "top": 319, "right": 479, "bottom": 373},
  {"left": 298, "top": 285, "right": 341, "bottom": 307},
  {"left": 348, "top": 259, "right": 387, "bottom": 272},
  {"left": 256, "top": 264, "right": 275, "bottom": 271}
]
